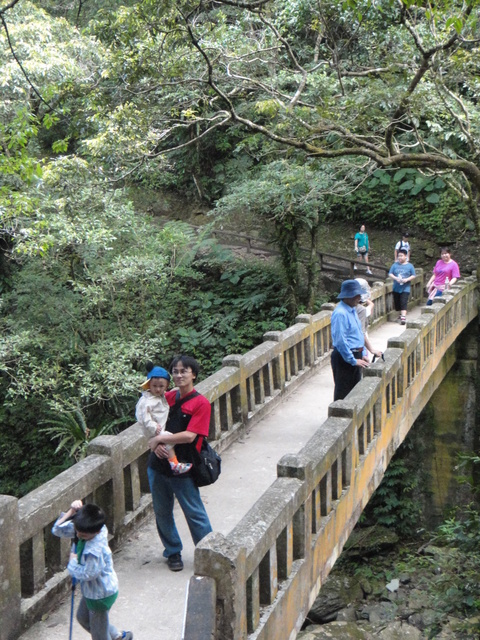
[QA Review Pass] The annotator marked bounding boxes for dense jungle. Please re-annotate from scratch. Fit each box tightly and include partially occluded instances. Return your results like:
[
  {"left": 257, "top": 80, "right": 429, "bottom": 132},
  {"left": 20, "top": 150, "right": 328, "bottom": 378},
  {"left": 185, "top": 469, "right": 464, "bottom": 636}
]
[{"left": 1, "top": 0, "right": 480, "bottom": 636}]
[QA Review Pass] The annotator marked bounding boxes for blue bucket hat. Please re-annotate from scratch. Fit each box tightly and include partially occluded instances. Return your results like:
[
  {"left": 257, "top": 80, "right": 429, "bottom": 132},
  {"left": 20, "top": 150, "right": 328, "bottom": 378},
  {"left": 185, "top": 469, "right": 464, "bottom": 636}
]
[
  {"left": 337, "top": 279, "right": 364, "bottom": 300},
  {"left": 141, "top": 366, "right": 171, "bottom": 390}
]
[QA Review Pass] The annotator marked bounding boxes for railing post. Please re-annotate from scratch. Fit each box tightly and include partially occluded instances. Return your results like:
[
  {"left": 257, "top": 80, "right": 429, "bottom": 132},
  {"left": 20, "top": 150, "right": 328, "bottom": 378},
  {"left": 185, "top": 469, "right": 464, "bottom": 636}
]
[
  {"left": 222, "top": 354, "right": 249, "bottom": 424},
  {"left": 183, "top": 576, "right": 216, "bottom": 640},
  {"left": 0, "top": 495, "right": 21, "bottom": 640},
  {"left": 194, "top": 533, "right": 247, "bottom": 640},
  {"left": 86, "top": 437, "right": 126, "bottom": 537},
  {"left": 263, "top": 331, "right": 286, "bottom": 392},
  {"left": 296, "top": 314, "right": 314, "bottom": 366}
]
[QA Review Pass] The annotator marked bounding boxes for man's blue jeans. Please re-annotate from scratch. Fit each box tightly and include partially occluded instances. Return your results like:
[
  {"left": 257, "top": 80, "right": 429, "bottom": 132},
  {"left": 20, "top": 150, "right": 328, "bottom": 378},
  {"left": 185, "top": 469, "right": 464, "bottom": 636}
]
[{"left": 147, "top": 466, "right": 212, "bottom": 558}]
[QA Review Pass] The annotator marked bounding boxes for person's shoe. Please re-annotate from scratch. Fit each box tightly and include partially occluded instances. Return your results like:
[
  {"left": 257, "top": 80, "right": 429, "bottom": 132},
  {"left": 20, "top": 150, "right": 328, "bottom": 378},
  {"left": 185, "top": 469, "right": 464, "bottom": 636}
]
[
  {"left": 366, "top": 268, "right": 372, "bottom": 275},
  {"left": 170, "top": 461, "right": 193, "bottom": 475},
  {"left": 353, "top": 264, "right": 358, "bottom": 270},
  {"left": 400, "top": 316, "right": 406, "bottom": 325},
  {"left": 117, "top": 632, "right": 133, "bottom": 640},
  {"left": 167, "top": 553, "right": 184, "bottom": 572}
]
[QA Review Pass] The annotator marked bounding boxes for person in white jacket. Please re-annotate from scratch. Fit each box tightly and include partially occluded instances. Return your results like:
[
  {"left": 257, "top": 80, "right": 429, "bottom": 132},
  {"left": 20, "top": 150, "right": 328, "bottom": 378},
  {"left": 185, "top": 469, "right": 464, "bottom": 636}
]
[{"left": 136, "top": 365, "right": 192, "bottom": 475}]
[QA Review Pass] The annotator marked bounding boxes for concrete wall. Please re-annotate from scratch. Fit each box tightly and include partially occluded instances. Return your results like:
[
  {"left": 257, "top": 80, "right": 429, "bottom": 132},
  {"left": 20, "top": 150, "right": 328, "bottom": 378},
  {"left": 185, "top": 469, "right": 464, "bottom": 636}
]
[
  {"left": 186, "top": 276, "right": 478, "bottom": 640},
  {"left": 0, "top": 270, "right": 430, "bottom": 640}
]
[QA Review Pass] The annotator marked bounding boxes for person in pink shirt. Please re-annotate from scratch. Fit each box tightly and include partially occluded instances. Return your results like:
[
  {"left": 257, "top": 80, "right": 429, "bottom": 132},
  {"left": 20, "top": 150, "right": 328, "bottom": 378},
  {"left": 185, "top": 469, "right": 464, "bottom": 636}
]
[{"left": 426, "top": 247, "right": 460, "bottom": 305}]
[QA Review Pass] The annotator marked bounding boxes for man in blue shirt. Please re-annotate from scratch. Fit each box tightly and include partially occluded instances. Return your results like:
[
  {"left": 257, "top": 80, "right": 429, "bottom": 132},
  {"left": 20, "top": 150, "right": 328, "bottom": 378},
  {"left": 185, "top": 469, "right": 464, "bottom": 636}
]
[
  {"left": 331, "top": 279, "right": 369, "bottom": 401},
  {"left": 388, "top": 249, "right": 416, "bottom": 325}
]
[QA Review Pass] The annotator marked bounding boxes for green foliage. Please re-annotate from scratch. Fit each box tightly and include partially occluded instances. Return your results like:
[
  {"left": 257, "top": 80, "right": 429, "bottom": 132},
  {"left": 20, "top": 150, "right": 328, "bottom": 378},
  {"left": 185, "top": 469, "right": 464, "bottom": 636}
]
[
  {"left": 40, "top": 408, "right": 131, "bottom": 461},
  {"left": 329, "top": 169, "right": 470, "bottom": 239},
  {"left": 0, "top": 154, "right": 289, "bottom": 494},
  {"left": 360, "top": 436, "right": 422, "bottom": 536},
  {"left": 453, "top": 451, "right": 480, "bottom": 494},
  {"left": 361, "top": 457, "right": 421, "bottom": 534},
  {"left": 213, "top": 159, "right": 336, "bottom": 309},
  {"left": 2, "top": 0, "right": 480, "bottom": 499},
  {"left": 434, "top": 503, "right": 480, "bottom": 552}
]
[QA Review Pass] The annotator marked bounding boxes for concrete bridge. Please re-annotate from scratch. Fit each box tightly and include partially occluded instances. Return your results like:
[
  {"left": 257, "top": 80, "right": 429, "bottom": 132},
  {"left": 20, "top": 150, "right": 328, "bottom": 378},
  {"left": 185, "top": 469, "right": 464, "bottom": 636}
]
[{"left": 1, "top": 272, "right": 477, "bottom": 640}]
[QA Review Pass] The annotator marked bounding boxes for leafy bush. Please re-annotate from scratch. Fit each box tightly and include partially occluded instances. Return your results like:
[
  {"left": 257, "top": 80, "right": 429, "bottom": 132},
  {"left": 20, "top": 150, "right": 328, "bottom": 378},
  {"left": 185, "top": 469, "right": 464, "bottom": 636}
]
[
  {"left": 360, "top": 435, "right": 423, "bottom": 537},
  {"left": 327, "top": 170, "right": 470, "bottom": 241},
  {"left": 0, "top": 159, "right": 290, "bottom": 496}
]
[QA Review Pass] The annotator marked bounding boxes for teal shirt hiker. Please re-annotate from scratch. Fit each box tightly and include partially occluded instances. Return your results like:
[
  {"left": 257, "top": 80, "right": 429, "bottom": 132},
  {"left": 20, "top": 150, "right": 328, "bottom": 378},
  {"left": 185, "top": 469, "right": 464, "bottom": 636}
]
[{"left": 355, "top": 232, "right": 369, "bottom": 252}]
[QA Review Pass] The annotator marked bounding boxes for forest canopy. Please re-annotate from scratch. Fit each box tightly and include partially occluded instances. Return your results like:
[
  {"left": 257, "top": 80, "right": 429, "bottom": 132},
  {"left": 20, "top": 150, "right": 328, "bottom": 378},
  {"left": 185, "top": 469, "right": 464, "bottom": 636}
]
[{"left": 1, "top": 0, "right": 479, "bottom": 494}]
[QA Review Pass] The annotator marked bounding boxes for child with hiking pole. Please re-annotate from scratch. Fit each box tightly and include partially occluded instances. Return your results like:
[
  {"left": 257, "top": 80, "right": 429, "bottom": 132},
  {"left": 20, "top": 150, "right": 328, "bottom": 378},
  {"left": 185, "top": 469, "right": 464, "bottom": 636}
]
[{"left": 52, "top": 500, "right": 133, "bottom": 640}]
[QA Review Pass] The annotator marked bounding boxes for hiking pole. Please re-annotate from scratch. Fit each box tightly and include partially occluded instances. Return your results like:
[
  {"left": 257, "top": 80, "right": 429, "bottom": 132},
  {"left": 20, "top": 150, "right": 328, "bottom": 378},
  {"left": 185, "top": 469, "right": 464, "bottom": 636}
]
[
  {"left": 69, "top": 538, "right": 77, "bottom": 640},
  {"left": 69, "top": 575, "right": 76, "bottom": 640}
]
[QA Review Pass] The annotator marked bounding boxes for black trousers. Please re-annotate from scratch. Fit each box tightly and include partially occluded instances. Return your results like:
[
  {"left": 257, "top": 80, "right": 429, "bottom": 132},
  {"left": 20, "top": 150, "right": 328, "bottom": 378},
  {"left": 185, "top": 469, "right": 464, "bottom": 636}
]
[{"left": 331, "top": 348, "right": 362, "bottom": 401}]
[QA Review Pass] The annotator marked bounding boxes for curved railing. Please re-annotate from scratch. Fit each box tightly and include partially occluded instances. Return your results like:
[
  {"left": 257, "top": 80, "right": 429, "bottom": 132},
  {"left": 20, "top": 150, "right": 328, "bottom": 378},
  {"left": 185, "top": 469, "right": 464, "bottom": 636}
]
[
  {"left": 185, "top": 275, "right": 477, "bottom": 639},
  {"left": 0, "top": 271, "right": 427, "bottom": 639}
]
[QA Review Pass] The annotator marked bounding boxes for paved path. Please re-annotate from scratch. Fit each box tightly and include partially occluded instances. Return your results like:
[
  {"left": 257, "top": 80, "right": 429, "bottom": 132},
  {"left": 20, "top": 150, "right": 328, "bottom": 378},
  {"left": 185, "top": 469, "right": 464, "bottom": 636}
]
[{"left": 20, "top": 310, "right": 421, "bottom": 640}]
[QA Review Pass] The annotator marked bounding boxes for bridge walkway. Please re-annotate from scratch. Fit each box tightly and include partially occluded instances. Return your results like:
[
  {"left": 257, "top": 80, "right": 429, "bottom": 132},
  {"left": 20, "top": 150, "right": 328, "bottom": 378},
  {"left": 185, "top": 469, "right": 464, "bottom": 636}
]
[{"left": 19, "top": 308, "right": 422, "bottom": 640}]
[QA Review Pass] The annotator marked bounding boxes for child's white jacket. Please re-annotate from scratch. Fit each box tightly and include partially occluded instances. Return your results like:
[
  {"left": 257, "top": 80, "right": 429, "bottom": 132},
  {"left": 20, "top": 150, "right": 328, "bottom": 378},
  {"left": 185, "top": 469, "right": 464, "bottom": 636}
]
[{"left": 135, "top": 390, "right": 169, "bottom": 437}]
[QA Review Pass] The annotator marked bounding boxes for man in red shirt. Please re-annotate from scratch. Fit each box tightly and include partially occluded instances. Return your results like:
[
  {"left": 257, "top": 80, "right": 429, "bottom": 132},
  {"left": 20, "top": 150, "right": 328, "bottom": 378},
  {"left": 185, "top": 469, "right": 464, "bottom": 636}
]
[{"left": 147, "top": 355, "right": 212, "bottom": 572}]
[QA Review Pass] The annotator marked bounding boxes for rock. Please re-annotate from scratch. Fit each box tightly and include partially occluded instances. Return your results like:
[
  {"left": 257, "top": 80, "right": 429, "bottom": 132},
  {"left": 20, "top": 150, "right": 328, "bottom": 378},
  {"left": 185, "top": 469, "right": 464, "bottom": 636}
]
[
  {"left": 343, "top": 526, "right": 399, "bottom": 557},
  {"left": 397, "top": 604, "right": 416, "bottom": 620},
  {"left": 358, "top": 577, "right": 373, "bottom": 596},
  {"left": 386, "top": 578, "right": 400, "bottom": 592},
  {"left": 336, "top": 606, "right": 358, "bottom": 622},
  {"left": 406, "top": 588, "right": 431, "bottom": 611},
  {"left": 407, "top": 608, "right": 443, "bottom": 631},
  {"left": 375, "top": 621, "right": 422, "bottom": 639},
  {"left": 436, "top": 615, "right": 480, "bottom": 639},
  {"left": 297, "top": 621, "right": 376, "bottom": 639},
  {"left": 307, "top": 575, "right": 364, "bottom": 623},
  {"left": 359, "top": 601, "right": 397, "bottom": 624}
]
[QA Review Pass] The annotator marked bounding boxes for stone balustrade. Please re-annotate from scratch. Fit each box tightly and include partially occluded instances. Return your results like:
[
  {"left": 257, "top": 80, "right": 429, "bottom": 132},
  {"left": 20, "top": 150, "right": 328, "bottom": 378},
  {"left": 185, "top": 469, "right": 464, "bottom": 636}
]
[
  {"left": 0, "top": 270, "right": 428, "bottom": 640},
  {"left": 185, "top": 276, "right": 477, "bottom": 640}
]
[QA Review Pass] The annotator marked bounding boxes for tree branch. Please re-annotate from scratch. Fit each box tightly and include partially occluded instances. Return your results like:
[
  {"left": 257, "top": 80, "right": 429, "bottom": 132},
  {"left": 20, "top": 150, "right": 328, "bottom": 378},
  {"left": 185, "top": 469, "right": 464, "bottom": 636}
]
[{"left": 0, "top": 2, "right": 59, "bottom": 113}]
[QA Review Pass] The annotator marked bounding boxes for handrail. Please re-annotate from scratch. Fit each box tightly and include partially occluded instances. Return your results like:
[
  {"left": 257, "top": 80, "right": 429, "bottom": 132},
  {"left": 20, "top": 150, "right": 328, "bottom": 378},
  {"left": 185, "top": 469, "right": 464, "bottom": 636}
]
[
  {"left": 187, "top": 276, "right": 477, "bottom": 639},
  {"left": 0, "top": 270, "right": 428, "bottom": 639},
  {"left": 192, "top": 225, "right": 390, "bottom": 275}
]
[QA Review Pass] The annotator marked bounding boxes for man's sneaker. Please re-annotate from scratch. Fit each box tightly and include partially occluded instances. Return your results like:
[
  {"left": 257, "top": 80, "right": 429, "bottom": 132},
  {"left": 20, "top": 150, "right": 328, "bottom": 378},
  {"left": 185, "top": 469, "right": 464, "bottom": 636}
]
[
  {"left": 167, "top": 553, "right": 184, "bottom": 572},
  {"left": 117, "top": 632, "right": 133, "bottom": 640},
  {"left": 366, "top": 268, "right": 372, "bottom": 275},
  {"left": 353, "top": 264, "right": 358, "bottom": 270},
  {"left": 169, "top": 461, "right": 192, "bottom": 475},
  {"left": 400, "top": 316, "right": 406, "bottom": 325}
]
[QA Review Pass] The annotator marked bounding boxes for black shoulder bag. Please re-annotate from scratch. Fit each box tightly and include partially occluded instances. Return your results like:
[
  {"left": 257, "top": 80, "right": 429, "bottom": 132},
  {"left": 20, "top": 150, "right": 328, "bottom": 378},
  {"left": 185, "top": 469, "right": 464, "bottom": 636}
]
[{"left": 190, "top": 437, "right": 222, "bottom": 487}]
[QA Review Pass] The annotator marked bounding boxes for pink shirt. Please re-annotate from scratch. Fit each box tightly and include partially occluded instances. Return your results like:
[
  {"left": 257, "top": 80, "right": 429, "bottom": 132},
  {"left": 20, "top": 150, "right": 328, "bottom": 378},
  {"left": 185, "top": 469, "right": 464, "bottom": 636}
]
[{"left": 432, "top": 259, "right": 460, "bottom": 287}]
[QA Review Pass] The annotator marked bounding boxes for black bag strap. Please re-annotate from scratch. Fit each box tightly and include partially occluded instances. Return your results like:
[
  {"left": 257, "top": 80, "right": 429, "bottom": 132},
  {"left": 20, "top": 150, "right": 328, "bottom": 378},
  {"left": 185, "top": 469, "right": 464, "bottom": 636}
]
[
  {"left": 173, "top": 390, "right": 199, "bottom": 408},
  {"left": 172, "top": 391, "right": 204, "bottom": 449}
]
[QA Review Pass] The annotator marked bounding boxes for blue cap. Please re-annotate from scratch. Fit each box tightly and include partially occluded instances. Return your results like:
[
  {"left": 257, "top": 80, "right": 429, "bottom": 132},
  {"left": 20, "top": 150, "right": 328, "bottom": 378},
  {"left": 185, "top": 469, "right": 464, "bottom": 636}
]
[
  {"left": 337, "top": 279, "right": 364, "bottom": 299},
  {"left": 141, "top": 366, "right": 170, "bottom": 389}
]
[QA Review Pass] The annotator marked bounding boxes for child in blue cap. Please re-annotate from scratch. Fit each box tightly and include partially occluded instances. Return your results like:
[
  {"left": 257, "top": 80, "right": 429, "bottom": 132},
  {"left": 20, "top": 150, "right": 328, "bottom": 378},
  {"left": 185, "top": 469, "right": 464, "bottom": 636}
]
[{"left": 136, "top": 363, "right": 192, "bottom": 475}]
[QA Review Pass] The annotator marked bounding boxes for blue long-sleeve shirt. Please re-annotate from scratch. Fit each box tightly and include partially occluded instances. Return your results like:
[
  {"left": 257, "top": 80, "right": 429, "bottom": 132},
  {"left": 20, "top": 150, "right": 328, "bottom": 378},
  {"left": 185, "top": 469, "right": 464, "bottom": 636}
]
[{"left": 331, "top": 301, "right": 365, "bottom": 366}]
